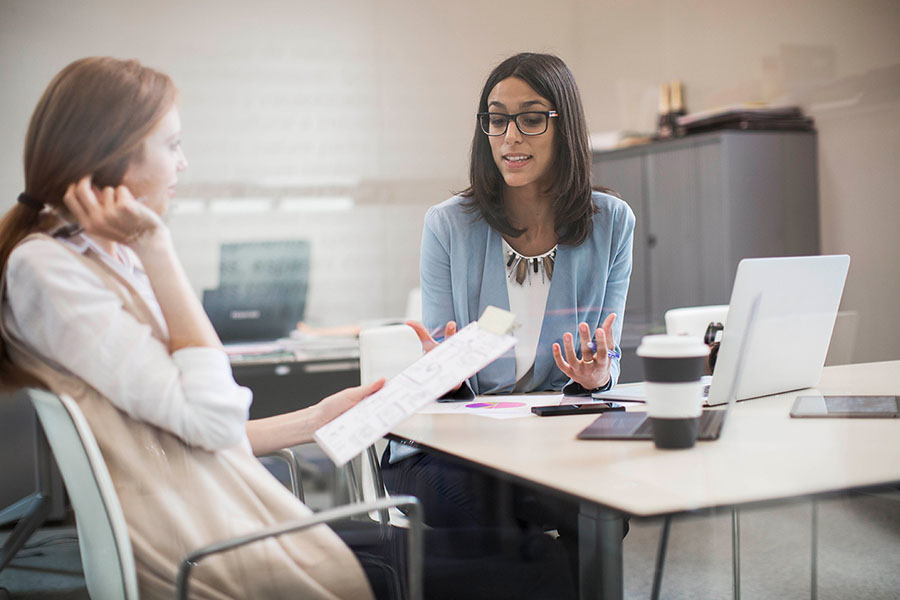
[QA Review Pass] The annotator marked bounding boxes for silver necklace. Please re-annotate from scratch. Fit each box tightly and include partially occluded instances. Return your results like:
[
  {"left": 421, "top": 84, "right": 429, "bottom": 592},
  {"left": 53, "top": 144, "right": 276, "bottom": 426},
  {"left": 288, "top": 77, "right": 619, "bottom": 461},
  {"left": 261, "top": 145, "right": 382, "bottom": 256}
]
[{"left": 505, "top": 244, "right": 558, "bottom": 285}]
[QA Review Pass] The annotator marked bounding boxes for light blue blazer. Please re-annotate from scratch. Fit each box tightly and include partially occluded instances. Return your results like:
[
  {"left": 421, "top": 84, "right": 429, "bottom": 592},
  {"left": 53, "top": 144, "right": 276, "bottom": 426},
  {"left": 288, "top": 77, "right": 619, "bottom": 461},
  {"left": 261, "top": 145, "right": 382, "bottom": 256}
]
[{"left": 421, "top": 191, "right": 635, "bottom": 395}]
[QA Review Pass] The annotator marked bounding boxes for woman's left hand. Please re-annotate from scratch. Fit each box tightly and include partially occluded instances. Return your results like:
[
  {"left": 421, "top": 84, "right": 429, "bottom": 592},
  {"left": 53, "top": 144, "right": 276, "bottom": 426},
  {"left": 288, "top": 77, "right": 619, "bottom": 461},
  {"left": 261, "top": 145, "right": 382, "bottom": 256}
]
[
  {"left": 314, "top": 378, "right": 386, "bottom": 428},
  {"left": 552, "top": 313, "right": 617, "bottom": 391}
]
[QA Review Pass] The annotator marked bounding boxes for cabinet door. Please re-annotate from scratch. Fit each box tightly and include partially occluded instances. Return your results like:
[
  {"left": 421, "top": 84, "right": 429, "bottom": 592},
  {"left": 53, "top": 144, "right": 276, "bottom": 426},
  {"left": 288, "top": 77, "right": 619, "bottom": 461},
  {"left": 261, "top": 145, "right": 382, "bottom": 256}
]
[
  {"left": 696, "top": 141, "right": 730, "bottom": 304},
  {"left": 592, "top": 154, "right": 649, "bottom": 321},
  {"left": 646, "top": 146, "right": 703, "bottom": 324}
]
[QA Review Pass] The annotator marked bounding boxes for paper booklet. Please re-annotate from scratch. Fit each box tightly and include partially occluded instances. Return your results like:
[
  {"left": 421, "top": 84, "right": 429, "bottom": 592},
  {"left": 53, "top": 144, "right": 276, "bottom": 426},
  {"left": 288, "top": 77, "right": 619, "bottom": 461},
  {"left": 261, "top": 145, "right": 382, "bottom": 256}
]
[{"left": 314, "top": 306, "right": 517, "bottom": 466}]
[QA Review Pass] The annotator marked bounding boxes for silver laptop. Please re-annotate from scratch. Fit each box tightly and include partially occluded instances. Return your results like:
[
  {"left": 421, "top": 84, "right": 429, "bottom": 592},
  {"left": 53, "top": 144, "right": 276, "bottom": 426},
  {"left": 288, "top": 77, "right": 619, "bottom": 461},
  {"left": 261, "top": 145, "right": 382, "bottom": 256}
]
[{"left": 591, "top": 255, "right": 851, "bottom": 408}]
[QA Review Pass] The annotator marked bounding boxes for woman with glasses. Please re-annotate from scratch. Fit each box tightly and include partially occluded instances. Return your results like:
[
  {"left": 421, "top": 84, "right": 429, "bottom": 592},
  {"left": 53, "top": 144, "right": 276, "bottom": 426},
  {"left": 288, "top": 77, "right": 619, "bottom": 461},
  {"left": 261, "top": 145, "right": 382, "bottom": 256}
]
[
  {"left": 382, "top": 52, "right": 635, "bottom": 580},
  {"left": 0, "top": 56, "right": 575, "bottom": 599}
]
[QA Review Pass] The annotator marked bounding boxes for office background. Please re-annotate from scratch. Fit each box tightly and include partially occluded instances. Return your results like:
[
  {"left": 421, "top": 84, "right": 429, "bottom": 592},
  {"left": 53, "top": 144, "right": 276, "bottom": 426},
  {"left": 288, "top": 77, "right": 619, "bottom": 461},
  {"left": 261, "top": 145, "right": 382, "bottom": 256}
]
[{"left": 1, "top": 0, "right": 898, "bottom": 362}]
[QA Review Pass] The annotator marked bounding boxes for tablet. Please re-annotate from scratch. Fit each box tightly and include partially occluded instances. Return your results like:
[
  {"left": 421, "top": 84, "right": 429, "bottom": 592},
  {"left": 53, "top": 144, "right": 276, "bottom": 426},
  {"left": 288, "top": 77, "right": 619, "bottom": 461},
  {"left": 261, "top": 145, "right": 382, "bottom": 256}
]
[{"left": 789, "top": 395, "right": 900, "bottom": 418}]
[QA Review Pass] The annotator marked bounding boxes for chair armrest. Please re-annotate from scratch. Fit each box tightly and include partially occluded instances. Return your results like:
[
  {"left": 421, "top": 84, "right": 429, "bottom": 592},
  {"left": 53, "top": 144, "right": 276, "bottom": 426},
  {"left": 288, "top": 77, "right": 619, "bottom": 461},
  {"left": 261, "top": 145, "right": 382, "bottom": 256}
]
[
  {"left": 174, "top": 495, "right": 422, "bottom": 600},
  {"left": 260, "top": 448, "right": 305, "bottom": 501}
]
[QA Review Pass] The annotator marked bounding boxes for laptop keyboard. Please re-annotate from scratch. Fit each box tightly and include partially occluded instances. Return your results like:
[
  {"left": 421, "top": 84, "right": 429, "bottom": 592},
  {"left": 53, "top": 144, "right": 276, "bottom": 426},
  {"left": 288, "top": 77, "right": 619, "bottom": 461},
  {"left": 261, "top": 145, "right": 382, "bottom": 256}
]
[
  {"left": 634, "top": 410, "right": 726, "bottom": 438},
  {"left": 634, "top": 418, "right": 655, "bottom": 435},
  {"left": 698, "top": 410, "right": 727, "bottom": 438}
]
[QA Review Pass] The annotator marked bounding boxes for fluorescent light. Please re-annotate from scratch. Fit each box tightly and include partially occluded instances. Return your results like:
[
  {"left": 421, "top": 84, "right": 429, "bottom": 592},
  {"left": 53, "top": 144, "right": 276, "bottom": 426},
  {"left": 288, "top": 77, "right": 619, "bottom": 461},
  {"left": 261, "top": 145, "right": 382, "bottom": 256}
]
[
  {"left": 258, "top": 175, "right": 360, "bottom": 187},
  {"left": 209, "top": 197, "right": 273, "bottom": 214},
  {"left": 279, "top": 196, "right": 354, "bottom": 212},
  {"left": 170, "top": 198, "right": 206, "bottom": 214}
]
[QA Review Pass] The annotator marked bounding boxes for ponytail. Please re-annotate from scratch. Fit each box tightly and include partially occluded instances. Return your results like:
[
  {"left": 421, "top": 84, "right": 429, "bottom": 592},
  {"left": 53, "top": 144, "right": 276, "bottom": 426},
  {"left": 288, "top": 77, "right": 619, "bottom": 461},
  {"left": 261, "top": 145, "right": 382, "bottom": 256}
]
[{"left": 0, "top": 202, "right": 49, "bottom": 390}]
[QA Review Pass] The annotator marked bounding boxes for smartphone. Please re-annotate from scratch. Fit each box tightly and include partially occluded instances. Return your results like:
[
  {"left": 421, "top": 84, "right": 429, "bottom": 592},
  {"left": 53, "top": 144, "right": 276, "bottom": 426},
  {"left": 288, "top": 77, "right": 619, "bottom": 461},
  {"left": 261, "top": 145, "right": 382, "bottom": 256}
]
[
  {"left": 790, "top": 395, "right": 900, "bottom": 418},
  {"left": 531, "top": 402, "right": 625, "bottom": 417}
]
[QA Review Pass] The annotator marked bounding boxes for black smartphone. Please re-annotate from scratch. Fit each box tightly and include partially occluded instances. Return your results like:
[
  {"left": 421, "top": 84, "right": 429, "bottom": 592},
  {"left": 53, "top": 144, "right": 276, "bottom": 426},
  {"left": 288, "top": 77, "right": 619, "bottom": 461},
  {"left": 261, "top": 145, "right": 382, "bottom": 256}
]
[{"left": 531, "top": 402, "right": 625, "bottom": 417}]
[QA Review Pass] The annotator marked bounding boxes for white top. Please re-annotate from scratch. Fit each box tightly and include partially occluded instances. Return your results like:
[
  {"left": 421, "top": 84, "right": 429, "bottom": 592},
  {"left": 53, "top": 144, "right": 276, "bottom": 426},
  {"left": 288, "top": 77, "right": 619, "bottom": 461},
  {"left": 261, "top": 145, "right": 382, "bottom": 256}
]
[
  {"left": 502, "top": 239, "right": 552, "bottom": 384},
  {"left": 3, "top": 234, "right": 252, "bottom": 452}
]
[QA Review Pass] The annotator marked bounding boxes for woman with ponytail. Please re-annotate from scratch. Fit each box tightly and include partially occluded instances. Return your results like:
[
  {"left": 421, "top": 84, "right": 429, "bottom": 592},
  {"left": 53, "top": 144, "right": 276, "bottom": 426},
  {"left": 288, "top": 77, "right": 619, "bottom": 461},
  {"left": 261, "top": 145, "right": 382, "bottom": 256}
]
[{"left": 0, "top": 57, "right": 573, "bottom": 599}]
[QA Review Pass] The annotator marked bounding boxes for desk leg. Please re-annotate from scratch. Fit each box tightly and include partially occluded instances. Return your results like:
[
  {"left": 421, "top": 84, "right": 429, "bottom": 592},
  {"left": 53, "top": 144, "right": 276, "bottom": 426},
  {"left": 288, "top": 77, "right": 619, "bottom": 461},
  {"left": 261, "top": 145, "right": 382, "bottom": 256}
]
[{"left": 578, "top": 502, "right": 623, "bottom": 600}]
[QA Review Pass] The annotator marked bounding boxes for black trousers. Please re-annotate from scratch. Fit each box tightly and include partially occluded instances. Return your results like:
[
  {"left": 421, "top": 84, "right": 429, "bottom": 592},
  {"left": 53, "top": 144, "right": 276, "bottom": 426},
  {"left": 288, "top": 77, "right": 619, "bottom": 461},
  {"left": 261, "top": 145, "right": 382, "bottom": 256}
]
[
  {"left": 380, "top": 446, "right": 628, "bottom": 592},
  {"left": 331, "top": 519, "right": 576, "bottom": 600}
]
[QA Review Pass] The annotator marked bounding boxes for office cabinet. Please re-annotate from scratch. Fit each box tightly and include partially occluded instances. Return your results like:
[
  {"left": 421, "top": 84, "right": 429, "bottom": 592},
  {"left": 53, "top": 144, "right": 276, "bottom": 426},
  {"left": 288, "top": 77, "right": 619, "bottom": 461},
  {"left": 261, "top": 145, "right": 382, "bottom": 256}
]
[
  {"left": 594, "top": 130, "right": 819, "bottom": 329},
  {"left": 232, "top": 355, "right": 360, "bottom": 419}
]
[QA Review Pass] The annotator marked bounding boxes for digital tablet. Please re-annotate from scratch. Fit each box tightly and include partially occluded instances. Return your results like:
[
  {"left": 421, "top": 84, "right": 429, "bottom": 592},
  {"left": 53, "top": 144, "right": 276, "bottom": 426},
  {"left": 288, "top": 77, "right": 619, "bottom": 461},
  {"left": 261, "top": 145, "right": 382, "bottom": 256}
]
[{"left": 789, "top": 395, "right": 900, "bottom": 418}]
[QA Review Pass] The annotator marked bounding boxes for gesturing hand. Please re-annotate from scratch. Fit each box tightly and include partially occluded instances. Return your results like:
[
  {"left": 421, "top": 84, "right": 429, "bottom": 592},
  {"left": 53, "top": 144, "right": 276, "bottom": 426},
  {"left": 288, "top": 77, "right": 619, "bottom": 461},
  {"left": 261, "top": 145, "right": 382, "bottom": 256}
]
[
  {"left": 405, "top": 319, "right": 457, "bottom": 353},
  {"left": 62, "top": 175, "right": 163, "bottom": 244},
  {"left": 552, "top": 313, "right": 617, "bottom": 391},
  {"left": 405, "top": 319, "right": 464, "bottom": 392}
]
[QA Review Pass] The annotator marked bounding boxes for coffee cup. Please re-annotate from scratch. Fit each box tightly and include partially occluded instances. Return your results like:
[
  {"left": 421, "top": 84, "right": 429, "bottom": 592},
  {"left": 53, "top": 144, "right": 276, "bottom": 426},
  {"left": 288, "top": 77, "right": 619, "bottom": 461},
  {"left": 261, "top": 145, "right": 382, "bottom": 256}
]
[{"left": 636, "top": 335, "right": 710, "bottom": 449}]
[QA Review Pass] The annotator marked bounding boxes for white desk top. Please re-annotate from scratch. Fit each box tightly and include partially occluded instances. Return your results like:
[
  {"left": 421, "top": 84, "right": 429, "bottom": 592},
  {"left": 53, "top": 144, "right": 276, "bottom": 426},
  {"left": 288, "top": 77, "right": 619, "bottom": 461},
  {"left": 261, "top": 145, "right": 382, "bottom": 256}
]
[{"left": 390, "top": 360, "right": 900, "bottom": 517}]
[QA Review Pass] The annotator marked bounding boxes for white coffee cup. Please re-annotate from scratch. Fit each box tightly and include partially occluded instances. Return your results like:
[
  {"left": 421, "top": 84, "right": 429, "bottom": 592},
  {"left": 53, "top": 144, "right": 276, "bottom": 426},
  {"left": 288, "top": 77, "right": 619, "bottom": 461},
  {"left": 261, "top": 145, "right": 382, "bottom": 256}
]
[{"left": 637, "top": 335, "right": 709, "bottom": 449}]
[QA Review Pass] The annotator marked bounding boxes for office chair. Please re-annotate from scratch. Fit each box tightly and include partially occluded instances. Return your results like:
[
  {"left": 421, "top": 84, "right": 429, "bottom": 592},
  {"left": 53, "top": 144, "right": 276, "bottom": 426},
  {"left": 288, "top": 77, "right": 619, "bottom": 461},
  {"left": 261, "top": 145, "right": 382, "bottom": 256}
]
[
  {"left": 257, "top": 447, "right": 306, "bottom": 501},
  {"left": 655, "top": 305, "right": 741, "bottom": 600},
  {"left": 824, "top": 310, "right": 859, "bottom": 366},
  {"left": 354, "top": 324, "right": 423, "bottom": 525},
  {"left": 20, "top": 387, "right": 423, "bottom": 600}
]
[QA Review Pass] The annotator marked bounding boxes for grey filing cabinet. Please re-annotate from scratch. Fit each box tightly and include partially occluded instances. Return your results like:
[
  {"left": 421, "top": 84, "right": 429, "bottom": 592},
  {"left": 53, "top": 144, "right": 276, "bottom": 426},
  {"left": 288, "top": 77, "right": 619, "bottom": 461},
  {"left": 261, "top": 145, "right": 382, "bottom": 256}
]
[{"left": 593, "top": 130, "right": 819, "bottom": 381}]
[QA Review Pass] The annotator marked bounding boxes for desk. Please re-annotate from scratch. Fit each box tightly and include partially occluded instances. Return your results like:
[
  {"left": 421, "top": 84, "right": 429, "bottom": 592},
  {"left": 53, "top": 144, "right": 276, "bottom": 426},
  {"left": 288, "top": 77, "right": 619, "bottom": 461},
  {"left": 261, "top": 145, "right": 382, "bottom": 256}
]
[
  {"left": 230, "top": 345, "right": 360, "bottom": 419},
  {"left": 388, "top": 360, "right": 900, "bottom": 599}
]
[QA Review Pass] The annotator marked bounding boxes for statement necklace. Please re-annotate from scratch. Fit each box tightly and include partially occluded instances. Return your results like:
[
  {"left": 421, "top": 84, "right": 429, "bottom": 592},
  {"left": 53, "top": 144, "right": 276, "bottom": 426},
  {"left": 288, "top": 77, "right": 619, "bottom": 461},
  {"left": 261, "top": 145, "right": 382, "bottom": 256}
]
[{"left": 505, "top": 243, "right": 558, "bottom": 285}]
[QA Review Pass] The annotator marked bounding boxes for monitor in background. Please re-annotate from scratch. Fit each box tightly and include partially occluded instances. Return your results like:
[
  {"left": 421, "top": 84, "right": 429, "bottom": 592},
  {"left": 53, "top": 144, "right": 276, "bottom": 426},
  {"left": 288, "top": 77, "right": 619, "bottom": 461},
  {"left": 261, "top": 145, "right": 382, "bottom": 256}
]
[{"left": 202, "top": 240, "right": 310, "bottom": 343}]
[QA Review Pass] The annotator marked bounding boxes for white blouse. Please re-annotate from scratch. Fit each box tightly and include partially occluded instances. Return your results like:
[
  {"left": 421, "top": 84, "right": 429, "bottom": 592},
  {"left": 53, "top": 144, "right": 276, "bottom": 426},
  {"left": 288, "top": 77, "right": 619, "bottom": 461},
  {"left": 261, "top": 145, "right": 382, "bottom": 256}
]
[
  {"left": 3, "top": 234, "right": 252, "bottom": 452},
  {"left": 501, "top": 239, "right": 552, "bottom": 385}
]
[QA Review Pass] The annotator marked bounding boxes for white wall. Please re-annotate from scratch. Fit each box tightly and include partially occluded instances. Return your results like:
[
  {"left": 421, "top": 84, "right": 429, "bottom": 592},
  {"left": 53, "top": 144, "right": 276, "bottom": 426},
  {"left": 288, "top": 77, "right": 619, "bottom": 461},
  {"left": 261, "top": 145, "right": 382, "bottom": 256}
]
[{"left": 1, "top": 0, "right": 898, "bottom": 359}]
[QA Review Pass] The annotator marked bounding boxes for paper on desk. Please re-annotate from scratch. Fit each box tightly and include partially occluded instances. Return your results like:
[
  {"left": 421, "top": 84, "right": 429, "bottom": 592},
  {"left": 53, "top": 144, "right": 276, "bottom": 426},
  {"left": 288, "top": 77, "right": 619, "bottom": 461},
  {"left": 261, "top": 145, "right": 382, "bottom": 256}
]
[
  {"left": 418, "top": 394, "right": 563, "bottom": 420},
  {"left": 314, "top": 312, "right": 517, "bottom": 466}
]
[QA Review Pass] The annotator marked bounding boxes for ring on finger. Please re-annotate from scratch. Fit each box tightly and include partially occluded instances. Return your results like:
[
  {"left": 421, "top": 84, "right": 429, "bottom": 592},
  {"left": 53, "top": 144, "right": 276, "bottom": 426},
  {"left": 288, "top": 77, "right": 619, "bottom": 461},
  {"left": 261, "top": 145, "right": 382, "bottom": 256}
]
[{"left": 583, "top": 358, "right": 595, "bottom": 365}]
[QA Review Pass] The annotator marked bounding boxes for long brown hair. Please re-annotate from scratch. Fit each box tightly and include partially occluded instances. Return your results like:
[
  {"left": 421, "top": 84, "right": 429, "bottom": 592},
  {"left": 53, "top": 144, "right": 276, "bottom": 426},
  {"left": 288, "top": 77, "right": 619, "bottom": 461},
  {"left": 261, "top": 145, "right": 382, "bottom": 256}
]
[
  {"left": 0, "top": 57, "right": 177, "bottom": 389},
  {"left": 461, "top": 52, "right": 598, "bottom": 246}
]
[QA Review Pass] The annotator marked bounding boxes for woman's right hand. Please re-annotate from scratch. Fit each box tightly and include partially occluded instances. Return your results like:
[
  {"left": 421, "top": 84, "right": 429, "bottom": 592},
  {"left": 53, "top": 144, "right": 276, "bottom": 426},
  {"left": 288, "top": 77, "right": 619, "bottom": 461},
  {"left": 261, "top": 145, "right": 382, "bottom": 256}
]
[
  {"left": 62, "top": 175, "right": 163, "bottom": 244},
  {"left": 405, "top": 319, "right": 457, "bottom": 353},
  {"left": 406, "top": 319, "right": 463, "bottom": 392}
]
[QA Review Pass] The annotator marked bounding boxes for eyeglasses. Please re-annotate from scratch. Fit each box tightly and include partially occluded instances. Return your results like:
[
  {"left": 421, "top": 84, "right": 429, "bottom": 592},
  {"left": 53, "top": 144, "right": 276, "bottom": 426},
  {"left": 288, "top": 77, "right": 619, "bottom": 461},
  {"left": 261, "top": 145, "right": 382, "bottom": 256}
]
[{"left": 477, "top": 111, "right": 559, "bottom": 136}]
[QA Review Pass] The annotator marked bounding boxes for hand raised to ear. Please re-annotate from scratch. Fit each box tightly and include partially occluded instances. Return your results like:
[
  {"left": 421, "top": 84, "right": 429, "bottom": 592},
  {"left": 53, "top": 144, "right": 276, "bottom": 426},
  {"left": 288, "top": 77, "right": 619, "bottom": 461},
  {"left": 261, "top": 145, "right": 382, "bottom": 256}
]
[{"left": 62, "top": 175, "right": 162, "bottom": 244}]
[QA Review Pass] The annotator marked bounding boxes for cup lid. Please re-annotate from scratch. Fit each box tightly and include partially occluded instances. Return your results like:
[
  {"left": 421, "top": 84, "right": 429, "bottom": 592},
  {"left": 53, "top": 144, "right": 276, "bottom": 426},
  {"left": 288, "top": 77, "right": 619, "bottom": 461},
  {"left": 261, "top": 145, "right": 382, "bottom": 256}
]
[{"left": 636, "top": 334, "right": 709, "bottom": 358}]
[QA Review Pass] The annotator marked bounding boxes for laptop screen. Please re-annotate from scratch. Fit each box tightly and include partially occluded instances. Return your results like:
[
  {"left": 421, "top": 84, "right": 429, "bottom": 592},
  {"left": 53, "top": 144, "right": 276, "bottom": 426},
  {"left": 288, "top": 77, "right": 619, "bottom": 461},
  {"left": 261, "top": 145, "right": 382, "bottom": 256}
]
[{"left": 203, "top": 240, "right": 310, "bottom": 343}]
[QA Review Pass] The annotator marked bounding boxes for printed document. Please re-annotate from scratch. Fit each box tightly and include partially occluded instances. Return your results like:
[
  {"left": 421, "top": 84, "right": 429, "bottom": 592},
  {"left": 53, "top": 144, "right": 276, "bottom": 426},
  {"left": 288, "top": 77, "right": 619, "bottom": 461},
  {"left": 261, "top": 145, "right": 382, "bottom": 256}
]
[{"left": 314, "top": 307, "right": 516, "bottom": 465}]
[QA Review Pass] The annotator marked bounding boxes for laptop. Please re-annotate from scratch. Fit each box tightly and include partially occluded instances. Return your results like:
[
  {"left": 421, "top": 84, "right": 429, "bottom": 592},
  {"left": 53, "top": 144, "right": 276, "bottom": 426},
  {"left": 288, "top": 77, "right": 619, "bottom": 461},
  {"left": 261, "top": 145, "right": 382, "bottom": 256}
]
[
  {"left": 594, "top": 255, "right": 851, "bottom": 407},
  {"left": 203, "top": 284, "right": 307, "bottom": 343},
  {"left": 578, "top": 293, "right": 760, "bottom": 442},
  {"left": 579, "top": 254, "right": 851, "bottom": 441},
  {"left": 202, "top": 240, "right": 310, "bottom": 343}
]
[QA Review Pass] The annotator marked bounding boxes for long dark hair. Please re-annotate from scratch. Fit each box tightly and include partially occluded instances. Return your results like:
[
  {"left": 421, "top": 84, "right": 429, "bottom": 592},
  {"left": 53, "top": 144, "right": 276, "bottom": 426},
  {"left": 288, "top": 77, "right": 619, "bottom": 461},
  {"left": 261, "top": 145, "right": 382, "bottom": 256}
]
[
  {"left": 460, "top": 52, "right": 598, "bottom": 246},
  {"left": 0, "top": 57, "right": 177, "bottom": 389}
]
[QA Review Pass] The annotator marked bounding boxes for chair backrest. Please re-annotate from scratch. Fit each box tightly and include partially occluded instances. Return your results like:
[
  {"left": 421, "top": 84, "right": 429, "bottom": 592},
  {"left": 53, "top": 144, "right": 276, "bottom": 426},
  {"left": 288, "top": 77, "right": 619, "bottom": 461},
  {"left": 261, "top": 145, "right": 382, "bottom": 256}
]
[
  {"left": 356, "top": 325, "right": 421, "bottom": 517},
  {"left": 358, "top": 324, "right": 422, "bottom": 385},
  {"left": 405, "top": 288, "right": 423, "bottom": 322},
  {"left": 824, "top": 310, "right": 859, "bottom": 366},
  {"left": 665, "top": 305, "right": 729, "bottom": 337},
  {"left": 17, "top": 388, "right": 139, "bottom": 600}
]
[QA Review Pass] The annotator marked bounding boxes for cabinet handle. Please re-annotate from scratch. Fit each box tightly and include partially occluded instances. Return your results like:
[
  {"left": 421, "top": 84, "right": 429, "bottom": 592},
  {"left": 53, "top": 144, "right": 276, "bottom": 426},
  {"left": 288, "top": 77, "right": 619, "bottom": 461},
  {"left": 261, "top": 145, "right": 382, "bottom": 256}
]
[{"left": 304, "top": 361, "right": 360, "bottom": 373}]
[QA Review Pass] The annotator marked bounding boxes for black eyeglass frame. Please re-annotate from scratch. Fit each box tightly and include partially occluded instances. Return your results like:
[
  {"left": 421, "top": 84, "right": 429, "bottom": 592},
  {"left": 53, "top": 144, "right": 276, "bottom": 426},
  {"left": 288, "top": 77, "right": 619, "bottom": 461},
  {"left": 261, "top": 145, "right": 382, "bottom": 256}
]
[{"left": 476, "top": 110, "right": 560, "bottom": 136}]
